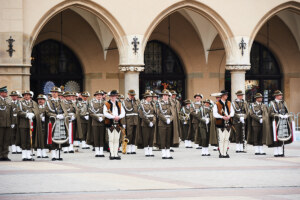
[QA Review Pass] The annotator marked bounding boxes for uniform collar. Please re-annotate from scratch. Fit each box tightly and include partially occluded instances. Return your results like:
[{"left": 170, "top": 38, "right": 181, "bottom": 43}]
[{"left": 275, "top": 99, "right": 281, "bottom": 103}]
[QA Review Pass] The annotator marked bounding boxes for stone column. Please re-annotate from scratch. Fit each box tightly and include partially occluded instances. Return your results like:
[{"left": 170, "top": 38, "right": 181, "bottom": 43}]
[
  {"left": 225, "top": 65, "right": 250, "bottom": 100},
  {"left": 119, "top": 66, "right": 144, "bottom": 98}
]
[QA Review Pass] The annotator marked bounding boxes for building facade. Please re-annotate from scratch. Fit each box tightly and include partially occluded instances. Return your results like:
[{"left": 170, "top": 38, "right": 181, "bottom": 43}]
[{"left": 0, "top": 0, "right": 300, "bottom": 111}]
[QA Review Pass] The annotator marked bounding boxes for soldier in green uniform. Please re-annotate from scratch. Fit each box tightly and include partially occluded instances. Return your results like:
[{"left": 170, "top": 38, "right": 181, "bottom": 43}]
[
  {"left": 232, "top": 90, "right": 249, "bottom": 153},
  {"left": 9, "top": 91, "right": 20, "bottom": 154},
  {"left": 179, "top": 99, "right": 192, "bottom": 148},
  {"left": 123, "top": 90, "right": 140, "bottom": 154},
  {"left": 36, "top": 94, "right": 48, "bottom": 158},
  {"left": 268, "top": 90, "right": 293, "bottom": 157},
  {"left": 18, "top": 91, "right": 42, "bottom": 161},
  {"left": 139, "top": 91, "right": 156, "bottom": 157},
  {"left": 157, "top": 89, "right": 179, "bottom": 159},
  {"left": 0, "top": 86, "right": 12, "bottom": 161},
  {"left": 77, "top": 91, "right": 90, "bottom": 149},
  {"left": 88, "top": 90, "right": 106, "bottom": 157},
  {"left": 199, "top": 99, "right": 213, "bottom": 156},
  {"left": 247, "top": 93, "right": 270, "bottom": 155},
  {"left": 188, "top": 93, "right": 203, "bottom": 149}
]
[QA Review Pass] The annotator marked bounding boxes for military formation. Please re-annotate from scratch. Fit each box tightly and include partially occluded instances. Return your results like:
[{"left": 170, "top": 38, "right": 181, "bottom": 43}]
[{"left": 0, "top": 85, "right": 296, "bottom": 161}]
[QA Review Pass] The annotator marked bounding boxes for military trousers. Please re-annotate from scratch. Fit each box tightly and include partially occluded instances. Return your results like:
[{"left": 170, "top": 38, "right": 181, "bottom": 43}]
[
  {"left": 127, "top": 125, "right": 137, "bottom": 145},
  {"left": 158, "top": 124, "right": 172, "bottom": 149},
  {"left": 0, "top": 127, "right": 10, "bottom": 158},
  {"left": 93, "top": 126, "right": 105, "bottom": 147},
  {"left": 142, "top": 126, "right": 154, "bottom": 147}
]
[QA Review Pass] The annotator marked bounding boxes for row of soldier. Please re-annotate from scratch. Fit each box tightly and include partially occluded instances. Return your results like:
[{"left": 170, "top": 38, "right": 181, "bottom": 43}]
[{"left": 0, "top": 85, "right": 295, "bottom": 161}]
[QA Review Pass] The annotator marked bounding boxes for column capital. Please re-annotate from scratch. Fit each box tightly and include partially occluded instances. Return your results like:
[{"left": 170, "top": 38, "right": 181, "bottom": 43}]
[
  {"left": 119, "top": 65, "right": 144, "bottom": 72},
  {"left": 225, "top": 64, "right": 250, "bottom": 71}
]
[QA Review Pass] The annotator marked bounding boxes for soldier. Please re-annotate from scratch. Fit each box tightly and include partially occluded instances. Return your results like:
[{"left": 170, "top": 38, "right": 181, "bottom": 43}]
[
  {"left": 0, "top": 86, "right": 12, "bottom": 161},
  {"left": 210, "top": 93, "right": 222, "bottom": 151},
  {"left": 179, "top": 100, "right": 192, "bottom": 148},
  {"left": 213, "top": 90, "right": 234, "bottom": 158},
  {"left": 268, "top": 90, "right": 293, "bottom": 157},
  {"left": 188, "top": 93, "right": 203, "bottom": 149},
  {"left": 151, "top": 92, "right": 160, "bottom": 150},
  {"left": 139, "top": 91, "right": 156, "bottom": 157},
  {"left": 71, "top": 92, "right": 80, "bottom": 148},
  {"left": 18, "top": 90, "right": 42, "bottom": 161},
  {"left": 199, "top": 99, "right": 213, "bottom": 156},
  {"left": 247, "top": 93, "right": 269, "bottom": 155},
  {"left": 103, "top": 90, "right": 125, "bottom": 160},
  {"left": 45, "top": 87, "right": 68, "bottom": 161},
  {"left": 123, "top": 89, "right": 140, "bottom": 154},
  {"left": 62, "top": 92, "right": 77, "bottom": 153},
  {"left": 157, "top": 89, "right": 180, "bottom": 159},
  {"left": 232, "top": 90, "right": 249, "bottom": 153},
  {"left": 9, "top": 91, "right": 20, "bottom": 154},
  {"left": 88, "top": 90, "right": 106, "bottom": 157},
  {"left": 77, "top": 91, "right": 90, "bottom": 149},
  {"left": 36, "top": 94, "right": 48, "bottom": 158}
]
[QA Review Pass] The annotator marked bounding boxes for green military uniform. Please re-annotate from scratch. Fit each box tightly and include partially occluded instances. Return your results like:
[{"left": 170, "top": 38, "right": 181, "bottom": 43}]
[
  {"left": 139, "top": 91, "right": 156, "bottom": 157},
  {"left": 18, "top": 91, "right": 42, "bottom": 161},
  {"left": 0, "top": 86, "right": 12, "bottom": 161},
  {"left": 88, "top": 91, "right": 106, "bottom": 157},
  {"left": 188, "top": 94, "right": 203, "bottom": 148},
  {"left": 9, "top": 91, "right": 20, "bottom": 154},
  {"left": 247, "top": 93, "right": 270, "bottom": 155},
  {"left": 179, "top": 100, "right": 191, "bottom": 147},
  {"left": 36, "top": 94, "right": 48, "bottom": 158},
  {"left": 198, "top": 99, "right": 212, "bottom": 156},
  {"left": 76, "top": 92, "right": 90, "bottom": 149},
  {"left": 232, "top": 90, "right": 249, "bottom": 153},
  {"left": 268, "top": 90, "right": 293, "bottom": 157},
  {"left": 123, "top": 90, "right": 140, "bottom": 154}
]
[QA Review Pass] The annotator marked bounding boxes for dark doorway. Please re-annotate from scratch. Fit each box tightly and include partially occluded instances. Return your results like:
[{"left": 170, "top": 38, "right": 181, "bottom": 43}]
[
  {"left": 225, "top": 42, "right": 281, "bottom": 103},
  {"left": 140, "top": 40, "right": 186, "bottom": 100},
  {"left": 30, "top": 39, "right": 83, "bottom": 97}
]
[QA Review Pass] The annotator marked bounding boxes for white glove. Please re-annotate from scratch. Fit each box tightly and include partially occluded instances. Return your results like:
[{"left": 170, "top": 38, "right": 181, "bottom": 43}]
[
  {"left": 57, "top": 114, "right": 64, "bottom": 119},
  {"left": 98, "top": 117, "right": 103, "bottom": 122},
  {"left": 149, "top": 122, "right": 153, "bottom": 127},
  {"left": 26, "top": 113, "right": 34, "bottom": 119},
  {"left": 84, "top": 116, "right": 89, "bottom": 120},
  {"left": 123, "top": 125, "right": 126, "bottom": 129},
  {"left": 71, "top": 116, "right": 76, "bottom": 121},
  {"left": 11, "top": 124, "right": 15, "bottom": 128},
  {"left": 205, "top": 118, "right": 210, "bottom": 125},
  {"left": 284, "top": 115, "right": 289, "bottom": 119},
  {"left": 240, "top": 117, "right": 245, "bottom": 124},
  {"left": 166, "top": 118, "right": 170, "bottom": 124},
  {"left": 41, "top": 117, "right": 45, "bottom": 122},
  {"left": 279, "top": 114, "right": 284, "bottom": 118},
  {"left": 259, "top": 118, "right": 263, "bottom": 124}
]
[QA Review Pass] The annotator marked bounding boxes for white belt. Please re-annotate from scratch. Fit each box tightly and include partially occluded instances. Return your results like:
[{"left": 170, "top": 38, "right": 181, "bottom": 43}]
[
  {"left": 13, "top": 114, "right": 17, "bottom": 117},
  {"left": 68, "top": 113, "right": 75, "bottom": 116},
  {"left": 146, "top": 114, "right": 154, "bottom": 118},
  {"left": 96, "top": 114, "right": 104, "bottom": 117},
  {"left": 126, "top": 113, "right": 138, "bottom": 116},
  {"left": 165, "top": 115, "right": 171, "bottom": 118}
]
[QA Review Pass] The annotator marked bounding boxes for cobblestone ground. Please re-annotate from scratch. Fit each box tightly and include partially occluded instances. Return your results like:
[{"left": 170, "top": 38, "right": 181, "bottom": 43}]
[{"left": 0, "top": 141, "right": 300, "bottom": 200}]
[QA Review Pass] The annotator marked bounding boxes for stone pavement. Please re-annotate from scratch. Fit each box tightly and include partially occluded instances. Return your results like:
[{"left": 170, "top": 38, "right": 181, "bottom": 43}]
[{"left": 0, "top": 142, "right": 300, "bottom": 200}]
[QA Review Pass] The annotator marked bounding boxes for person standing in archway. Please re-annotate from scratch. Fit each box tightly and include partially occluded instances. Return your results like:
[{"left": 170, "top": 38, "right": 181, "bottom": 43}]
[
  {"left": 213, "top": 90, "right": 234, "bottom": 158},
  {"left": 189, "top": 93, "right": 203, "bottom": 149}
]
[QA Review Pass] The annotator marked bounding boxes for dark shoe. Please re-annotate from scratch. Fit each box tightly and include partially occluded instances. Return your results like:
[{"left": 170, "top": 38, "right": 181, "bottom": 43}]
[
  {"left": 145, "top": 155, "right": 150, "bottom": 157},
  {"left": 99, "top": 155, "right": 105, "bottom": 157},
  {"left": 219, "top": 155, "right": 222, "bottom": 158},
  {"left": 42, "top": 156, "right": 49, "bottom": 158},
  {"left": 69, "top": 151, "right": 74, "bottom": 153},
  {"left": 150, "top": 155, "right": 155, "bottom": 157},
  {"left": 127, "top": 152, "right": 131, "bottom": 154},
  {"left": 274, "top": 155, "right": 279, "bottom": 157},
  {"left": 240, "top": 151, "right": 247, "bottom": 153},
  {"left": 225, "top": 154, "right": 230, "bottom": 158},
  {"left": 85, "top": 147, "right": 90, "bottom": 149},
  {"left": 56, "top": 158, "right": 63, "bottom": 161},
  {"left": 236, "top": 151, "right": 240, "bottom": 153},
  {"left": 37, "top": 156, "right": 41, "bottom": 158},
  {"left": 196, "top": 147, "right": 202, "bottom": 149},
  {"left": 170, "top": 149, "right": 174, "bottom": 152},
  {"left": 12, "top": 152, "right": 17, "bottom": 154},
  {"left": 92, "top": 148, "right": 95, "bottom": 151},
  {"left": 22, "top": 158, "right": 28, "bottom": 161},
  {"left": 51, "top": 158, "right": 56, "bottom": 161},
  {"left": 17, "top": 152, "right": 22, "bottom": 154},
  {"left": 206, "top": 154, "right": 211, "bottom": 156},
  {"left": 109, "top": 156, "right": 115, "bottom": 160},
  {"left": 28, "top": 158, "right": 35, "bottom": 161},
  {"left": 255, "top": 153, "right": 260, "bottom": 155},
  {"left": 2, "top": 157, "right": 11, "bottom": 161},
  {"left": 260, "top": 153, "right": 266, "bottom": 155},
  {"left": 115, "top": 156, "right": 121, "bottom": 160},
  {"left": 162, "top": 157, "right": 167, "bottom": 159},
  {"left": 95, "top": 155, "right": 99, "bottom": 157},
  {"left": 202, "top": 154, "right": 206, "bottom": 156},
  {"left": 63, "top": 151, "right": 68, "bottom": 154},
  {"left": 279, "top": 154, "right": 284, "bottom": 157},
  {"left": 131, "top": 152, "right": 136, "bottom": 154},
  {"left": 213, "top": 149, "right": 218, "bottom": 151},
  {"left": 167, "top": 156, "right": 173, "bottom": 159}
]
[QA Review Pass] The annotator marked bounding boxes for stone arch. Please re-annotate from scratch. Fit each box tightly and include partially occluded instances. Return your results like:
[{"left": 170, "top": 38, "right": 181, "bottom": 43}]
[
  {"left": 249, "top": 1, "right": 300, "bottom": 49},
  {"left": 28, "top": 0, "right": 126, "bottom": 64},
  {"left": 142, "top": 0, "right": 234, "bottom": 56}
]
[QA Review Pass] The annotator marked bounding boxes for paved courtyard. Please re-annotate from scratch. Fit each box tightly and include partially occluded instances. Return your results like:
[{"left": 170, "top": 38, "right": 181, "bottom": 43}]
[{"left": 0, "top": 141, "right": 300, "bottom": 200}]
